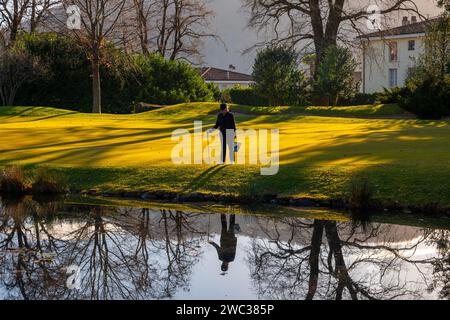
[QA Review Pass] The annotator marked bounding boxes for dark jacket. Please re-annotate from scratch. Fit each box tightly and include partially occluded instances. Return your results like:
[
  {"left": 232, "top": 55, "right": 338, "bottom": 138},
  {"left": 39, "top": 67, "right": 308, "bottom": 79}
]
[
  {"left": 209, "top": 214, "right": 237, "bottom": 263},
  {"left": 214, "top": 112, "right": 236, "bottom": 132},
  {"left": 209, "top": 236, "right": 237, "bottom": 263}
]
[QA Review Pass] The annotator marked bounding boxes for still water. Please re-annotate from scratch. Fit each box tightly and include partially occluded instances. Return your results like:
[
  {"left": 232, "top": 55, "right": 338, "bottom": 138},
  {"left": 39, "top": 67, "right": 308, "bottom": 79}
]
[{"left": 0, "top": 196, "right": 449, "bottom": 300}]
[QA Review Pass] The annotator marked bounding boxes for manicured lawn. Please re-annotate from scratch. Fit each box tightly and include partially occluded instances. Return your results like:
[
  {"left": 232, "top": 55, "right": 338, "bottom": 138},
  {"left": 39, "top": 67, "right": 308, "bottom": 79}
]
[
  {"left": 232, "top": 103, "right": 409, "bottom": 118},
  {"left": 0, "top": 103, "right": 449, "bottom": 205}
]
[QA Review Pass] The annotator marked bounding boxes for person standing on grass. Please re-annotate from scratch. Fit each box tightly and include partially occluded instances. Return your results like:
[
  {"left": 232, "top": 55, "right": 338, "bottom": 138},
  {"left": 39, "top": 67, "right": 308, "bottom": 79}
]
[{"left": 212, "top": 103, "right": 236, "bottom": 164}]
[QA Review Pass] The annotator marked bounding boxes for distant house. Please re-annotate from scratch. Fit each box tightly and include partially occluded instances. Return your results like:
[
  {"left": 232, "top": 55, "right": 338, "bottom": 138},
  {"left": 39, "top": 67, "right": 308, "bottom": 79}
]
[
  {"left": 358, "top": 16, "right": 438, "bottom": 93},
  {"left": 199, "top": 67, "right": 254, "bottom": 90}
]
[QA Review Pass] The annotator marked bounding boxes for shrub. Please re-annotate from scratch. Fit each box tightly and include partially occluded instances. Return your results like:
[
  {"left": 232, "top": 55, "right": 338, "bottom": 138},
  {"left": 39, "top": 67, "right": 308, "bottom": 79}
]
[
  {"left": 14, "top": 32, "right": 93, "bottom": 112},
  {"left": 31, "top": 169, "right": 68, "bottom": 194},
  {"left": 401, "top": 75, "right": 450, "bottom": 119},
  {"left": 207, "top": 83, "right": 222, "bottom": 102},
  {"left": 339, "top": 93, "right": 376, "bottom": 106},
  {"left": 220, "top": 88, "right": 232, "bottom": 103},
  {"left": 252, "top": 46, "right": 308, "bottom": 106},
  {"left": 347, "top": 178, "right": 375, "bottom": 212},
  {"left": 16, "top": 33, "right": 144, "bottom": 113},
  {"left": 132, "top": 54, "right": 213, "bottom": 105},
  {"left": 223, "top": 86, "right": 269, "bottom": 106},
  {"left": 398, "top": 15, "right": 450, "bottom": 119},
  {"left": 375, "top": 87, "right": 409, "bottom": 104},
  {"left": 14, "top": 33, "right": 215, "bottom": 113},
  {"left": 314, "top": 46, "right": 359, "bottom": 106},
  {"left": 0, "top": 46, "right": 47, "bottom": 106},
  {"left": 0, "top": 166, "right": 27, "bottom": 193}
]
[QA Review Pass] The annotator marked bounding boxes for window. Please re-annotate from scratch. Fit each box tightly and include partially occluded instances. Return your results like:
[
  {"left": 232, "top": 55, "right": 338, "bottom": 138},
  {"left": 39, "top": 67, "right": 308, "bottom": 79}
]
[
  {"left": 389, "top": 69, "right": 398, "bottom": 87},
  {"left": 408, "top": 40, "right": 415, "bottom": 51},
  {"left": 388, "top": 42, "right": 398, "bottom": 62}
]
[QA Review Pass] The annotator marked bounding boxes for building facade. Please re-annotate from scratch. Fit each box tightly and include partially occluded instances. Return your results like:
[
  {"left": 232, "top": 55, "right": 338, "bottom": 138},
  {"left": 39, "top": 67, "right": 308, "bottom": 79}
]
[
  {"left": 199, "top": 67, "right": 254, "bottom": 90},
  {"left": 360, "top": 17, "right": 436, "bottom": 94}
]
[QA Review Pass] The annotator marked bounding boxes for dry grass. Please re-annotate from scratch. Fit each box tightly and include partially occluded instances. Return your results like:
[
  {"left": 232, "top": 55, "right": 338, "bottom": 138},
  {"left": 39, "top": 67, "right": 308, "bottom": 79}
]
[
  {"left": 0, "top": 166, "right": 27, "bottom": 193},
  {"left": 31, "top": 169, "right": 68, "bottom": 194}
]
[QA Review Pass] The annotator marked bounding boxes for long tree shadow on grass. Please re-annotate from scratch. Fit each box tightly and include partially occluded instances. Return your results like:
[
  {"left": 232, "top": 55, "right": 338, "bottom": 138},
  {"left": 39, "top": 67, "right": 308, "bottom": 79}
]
[
  {"left": 1, "top": 112, "right": 449, "bottom": 203},
  {"left": 0, "top": 126, "right": 179, "bottom": 154},
  {"left": 4, "top": 112, "right": 79, "bottom": 123},
  {"left": 0, "top": 124, "right": 194, "bottom": 166},
  {"left": 182, "top": 165, "right": 228, "bottom": 193},
  {"left": 244, "top": 120, "right": 450, "bottom": 200}
]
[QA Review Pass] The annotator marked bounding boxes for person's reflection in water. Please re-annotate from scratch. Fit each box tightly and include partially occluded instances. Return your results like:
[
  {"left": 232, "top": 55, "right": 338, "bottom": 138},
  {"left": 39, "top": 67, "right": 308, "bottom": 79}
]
[{"left": 208, "top": 214, "right": 237, "bottom": 274}]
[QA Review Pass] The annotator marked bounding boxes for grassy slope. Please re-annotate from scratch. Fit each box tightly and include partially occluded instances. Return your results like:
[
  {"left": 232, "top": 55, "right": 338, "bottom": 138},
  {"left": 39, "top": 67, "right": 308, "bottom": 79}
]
[
  {"left": 0, "top": 103, "right": 449, "bottom": 205},
  {"left": 232, "top": 103, "right": 408, "bottom": 118}
]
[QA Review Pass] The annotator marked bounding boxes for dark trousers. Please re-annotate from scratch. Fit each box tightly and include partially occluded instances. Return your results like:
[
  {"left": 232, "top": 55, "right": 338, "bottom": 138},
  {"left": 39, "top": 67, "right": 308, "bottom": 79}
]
[{"left": 219, "top": 130, "right": 234, "bottom": 163}]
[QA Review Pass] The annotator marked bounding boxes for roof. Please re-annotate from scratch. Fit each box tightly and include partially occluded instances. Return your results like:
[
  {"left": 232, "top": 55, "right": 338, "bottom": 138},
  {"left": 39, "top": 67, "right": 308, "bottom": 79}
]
[
  {"left": 199, "top": 67, "right": 253, "bottom": 82},
  {"left": 358, "top": 17, "right": 440, "bottom": 39}
]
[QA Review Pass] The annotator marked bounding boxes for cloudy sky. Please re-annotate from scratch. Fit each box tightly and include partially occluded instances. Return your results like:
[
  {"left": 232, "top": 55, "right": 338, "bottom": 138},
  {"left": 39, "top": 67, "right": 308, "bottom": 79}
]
[{"left": 201, "top": 0, "right": 443, "bottom": 74}]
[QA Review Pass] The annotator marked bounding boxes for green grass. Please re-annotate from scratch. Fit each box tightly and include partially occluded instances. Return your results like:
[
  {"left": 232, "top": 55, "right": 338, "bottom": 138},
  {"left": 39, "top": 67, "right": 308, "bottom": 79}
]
[
  {"left": 231, "top": 103, "right": 409, "bottom": 118},
  {"left": 0, "top": 103, "right": 449, "bottom": 206}
]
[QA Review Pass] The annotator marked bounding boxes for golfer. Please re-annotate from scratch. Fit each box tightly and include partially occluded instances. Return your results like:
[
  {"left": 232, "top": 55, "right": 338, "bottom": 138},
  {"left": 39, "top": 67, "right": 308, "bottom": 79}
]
[{"left": 212, "top": 103, "right": 236, "bottom": 164}]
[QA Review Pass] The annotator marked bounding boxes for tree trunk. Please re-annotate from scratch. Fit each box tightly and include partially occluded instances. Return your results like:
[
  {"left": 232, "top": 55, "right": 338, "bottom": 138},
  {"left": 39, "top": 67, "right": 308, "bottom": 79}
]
[
  {"left": 30, "top": 0, "right": 37, "bottom": 33},
  {"left": 9, "top": 24, "right": 18, "bottom": 44},
  {"left": 325, "top": 222, "right": 358, "bottom": 300},
  {"left": 140, "top": 31, "right": 149, "bottom": 55},
  {"left": 92, "top": 58, "right": 101, "bottom": 114},
  {"left": 306, "top": 220, "right": 324, "bottom": 300}
]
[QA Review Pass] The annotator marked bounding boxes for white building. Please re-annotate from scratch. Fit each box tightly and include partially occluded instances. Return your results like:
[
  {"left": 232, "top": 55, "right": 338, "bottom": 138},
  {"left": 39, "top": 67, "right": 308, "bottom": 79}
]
[
  {"left": 199, "top": 67, "right": 254, "bottom": 90},
  {"left": 359, "top": 16, "right": 437, "bottom": 94}
]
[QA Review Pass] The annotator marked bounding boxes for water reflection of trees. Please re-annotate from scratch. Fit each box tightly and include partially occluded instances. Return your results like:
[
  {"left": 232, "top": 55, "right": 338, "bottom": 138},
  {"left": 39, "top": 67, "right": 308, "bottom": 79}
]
[
  {"left": 0, "top": 197, "right": 66, "bottom": 299},
  {"left": 2, "top": 197, "right": 450, "bottom": 300},
  {"left": 0, "top": 199, "right": 205, "bottom": 300},
  {"left": 427, "top": 230, "right": 450, "bottom": 299},
  {"left": 247, "top": 218, "right": 444, "bottom": 300}
]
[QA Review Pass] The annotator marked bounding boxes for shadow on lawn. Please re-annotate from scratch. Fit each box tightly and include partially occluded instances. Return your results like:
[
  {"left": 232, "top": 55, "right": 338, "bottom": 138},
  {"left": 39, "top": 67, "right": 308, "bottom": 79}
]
[
  {"left": 182, "top": 165, "right": 228, "bottom": 193},
  {"left": 0, "top": 124, "right": 192, "bottom": 166},
  {"left": 242, "top": 120, "right": 450, "bottom": 199},
  {"left": 8, "top": 112, "right": 79, "bottom": 123},
  {"left": 0, "top": 112, "right": 449, "bottom": 202},
  {"left": 0, "top": 107, "right": 77, "bottom": 122}
]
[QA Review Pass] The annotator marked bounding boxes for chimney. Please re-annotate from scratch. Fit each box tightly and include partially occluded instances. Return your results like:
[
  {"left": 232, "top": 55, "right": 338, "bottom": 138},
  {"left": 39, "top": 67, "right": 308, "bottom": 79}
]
[
  {"left": 411, "top": 16, "right": 417, "bottom": 24},
  {"left": 402, "top": 16, "right": 409, "bottom": 26}
]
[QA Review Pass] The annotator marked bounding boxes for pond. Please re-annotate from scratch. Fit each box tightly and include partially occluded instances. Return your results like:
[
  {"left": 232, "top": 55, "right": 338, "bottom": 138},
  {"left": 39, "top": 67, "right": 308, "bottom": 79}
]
[{"left": 0, "top": 196, "right": 449, "bottom": 300}]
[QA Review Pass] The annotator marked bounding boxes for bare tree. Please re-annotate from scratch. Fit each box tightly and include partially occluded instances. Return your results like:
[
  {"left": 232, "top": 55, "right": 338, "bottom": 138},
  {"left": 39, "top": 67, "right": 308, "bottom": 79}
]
[
  {"left": 243, "top": 0, "right": 423, "bottom": 77},
  {"left": 247, "top": 216, "right": 437, "bottom": 300},
  {"left": 129, "top": 0, "right": 219, "bottom": 60},
  {"left": 63, "top": 0, "right": 130, "bottom": 113},
  {"left": 0, "top": 28, "right": 6, "bottom": 48},
  {"left": 132, "top": 0, "right": 157, "bottom": 54},
  {"left": 152, "top": 0, "right": 216, "bottom": 62},
  {"left": 29, "top": 0, "right": 60, "bottom": 33},
  {"left": 438, "top": 0, "right": 450, "bottom": 12},
  {"left": 0, "top": 0, "right": 31, "bottom": 43},
  {"left": 0, "top": 0, "right": 58, "bottom": 44}
]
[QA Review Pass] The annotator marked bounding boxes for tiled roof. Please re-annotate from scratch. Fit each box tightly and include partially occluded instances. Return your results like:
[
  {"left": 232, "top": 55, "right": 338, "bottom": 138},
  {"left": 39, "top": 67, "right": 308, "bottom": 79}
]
[
  {"left": 199, "top": 67, "right": 253, "bottom": 81},
  {"left": 359, "top": 17, "right": 440, "bottom": 39}
]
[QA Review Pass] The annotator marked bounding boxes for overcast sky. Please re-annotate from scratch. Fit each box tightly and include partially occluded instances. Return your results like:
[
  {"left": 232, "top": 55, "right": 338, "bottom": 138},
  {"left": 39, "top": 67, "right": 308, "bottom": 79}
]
[{"left": 201, "top": 0, "right": 443, "bottom": 74}]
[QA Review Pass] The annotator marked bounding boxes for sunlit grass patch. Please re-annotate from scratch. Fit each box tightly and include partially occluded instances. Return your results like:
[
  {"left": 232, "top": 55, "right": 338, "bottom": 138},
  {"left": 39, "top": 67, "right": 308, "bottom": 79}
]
[{"left": 0, "top": 103, "right": 449, "bottom": 205}]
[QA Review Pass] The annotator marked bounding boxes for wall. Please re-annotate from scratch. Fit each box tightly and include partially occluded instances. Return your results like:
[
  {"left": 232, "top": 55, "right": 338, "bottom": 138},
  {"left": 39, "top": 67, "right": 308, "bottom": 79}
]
[
  {"left": 207, "top": 81, "right": 253, "bottom": 91},
  {"left": 363, "top": 35, "right": 425, "bottom": 93}
]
